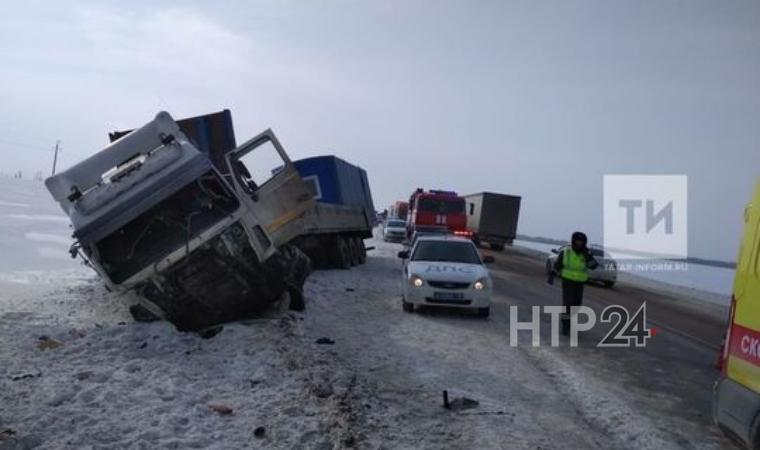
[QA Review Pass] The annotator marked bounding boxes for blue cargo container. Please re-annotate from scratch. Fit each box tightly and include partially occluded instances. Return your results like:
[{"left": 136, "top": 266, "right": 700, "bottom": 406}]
[{"left": 293, "top": 155, "right": 375, "bottom": 229}]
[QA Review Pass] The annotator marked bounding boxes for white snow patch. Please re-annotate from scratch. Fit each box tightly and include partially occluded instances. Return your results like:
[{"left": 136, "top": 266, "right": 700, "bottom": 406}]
[
  {"left": 0, "top": 200, "right": 30, "bottom": 208},
  {"left": 36, "top": 247, "right": 74, "bottom": 260},
  {"left": 0, "top": 269, "right": 91, "bottom": 286},
  {"left": 6, "top": 213, "right": 70, "bottom": 223},
  {"left": 25, "top": 232, "right": 72, "bottom": 246}
]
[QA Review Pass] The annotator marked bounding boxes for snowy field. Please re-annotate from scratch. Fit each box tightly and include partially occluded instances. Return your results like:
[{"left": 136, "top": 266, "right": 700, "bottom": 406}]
[
  {"left": 513, "top": 239, "right": 735, "bottom": 302},
  {"left": 0, "top": 179, "right": 734, "bottom": 449}
]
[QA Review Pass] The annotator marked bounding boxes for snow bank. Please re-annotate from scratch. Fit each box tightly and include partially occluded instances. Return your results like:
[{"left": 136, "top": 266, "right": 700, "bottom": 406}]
[{"left": 514, "top": 239, "right": 733, "bottom": 304}]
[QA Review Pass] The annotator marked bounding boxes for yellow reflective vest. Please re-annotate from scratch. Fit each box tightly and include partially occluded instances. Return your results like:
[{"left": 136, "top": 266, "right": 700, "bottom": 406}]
[{"left": 561, "top": 249, "right": 589, "bottom": 283}]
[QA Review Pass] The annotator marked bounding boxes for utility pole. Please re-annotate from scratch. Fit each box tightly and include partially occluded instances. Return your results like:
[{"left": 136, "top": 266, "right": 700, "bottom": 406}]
[{"left": 51, "top": 140, "right": 61, "bottom": 176}]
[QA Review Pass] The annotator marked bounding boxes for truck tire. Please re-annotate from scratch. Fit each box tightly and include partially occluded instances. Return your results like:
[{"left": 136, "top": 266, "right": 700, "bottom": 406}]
[
  {"left": 749, "top": 411, "right": 760, "bottom": 450},
  {"left": 402, "top": 298, "right": 414, "bottom": 312},
  {"left": 335, "top": 236, "right": 351, "bottom": 270},
  {"left": 490, "top": 243, "right": 505, "bottom": 251},
  {"left": 477, "top": 307, "right": 490, "bottom": 318},
  {"left": 288, "top": 287, "right": 305, "bottom": 311},
  {"left": 356, "top": 237, "right": 367, "bottom": 264},
  {"left": 348, "top": 237, "right": 360, "bottom": 266}
]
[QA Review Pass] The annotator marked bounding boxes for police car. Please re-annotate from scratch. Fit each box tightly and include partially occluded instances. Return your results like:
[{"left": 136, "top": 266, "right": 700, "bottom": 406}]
[{"left": 398, "top": 235, "right": 494, "bottom": 317}]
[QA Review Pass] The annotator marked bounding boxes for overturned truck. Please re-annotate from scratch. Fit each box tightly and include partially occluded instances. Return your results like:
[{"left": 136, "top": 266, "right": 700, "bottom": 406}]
[{"left": 46, "top": 111, "right": 374, "bottom": 330}]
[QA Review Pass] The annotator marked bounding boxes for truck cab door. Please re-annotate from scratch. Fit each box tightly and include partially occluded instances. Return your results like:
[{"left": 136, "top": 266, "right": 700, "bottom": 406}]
[{"left": 226, "top": 129, "right": 315, "bottom": 248}]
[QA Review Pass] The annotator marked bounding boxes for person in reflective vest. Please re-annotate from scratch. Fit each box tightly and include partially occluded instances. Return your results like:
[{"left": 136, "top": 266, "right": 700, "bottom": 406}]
[{"left": 551, "top": 231, "right": 598, "bottom": 336}]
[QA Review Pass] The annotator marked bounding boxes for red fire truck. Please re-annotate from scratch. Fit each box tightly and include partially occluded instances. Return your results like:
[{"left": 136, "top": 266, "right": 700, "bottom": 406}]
[
  {"left": 406, "top": 188, "right": 469, "bottom": 238},
  {"left": 390, "top": 201, "right": 409, "bottom": 220}
]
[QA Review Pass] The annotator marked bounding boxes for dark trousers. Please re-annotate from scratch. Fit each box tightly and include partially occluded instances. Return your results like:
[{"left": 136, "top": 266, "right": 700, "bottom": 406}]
[{"left": 561, "top": 278, "right": 585, "bottom": 334}]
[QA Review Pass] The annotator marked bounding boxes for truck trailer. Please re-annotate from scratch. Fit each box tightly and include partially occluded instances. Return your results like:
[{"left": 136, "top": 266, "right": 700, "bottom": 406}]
[
  {"left": 46, "top": 111, "right": 374, "bottom": 331},
  {"left": 291, "top": 155, "right": 375, "bottom": 269},
  {"left": 463, "top": 192, "right": 521, "bottom": 251}
]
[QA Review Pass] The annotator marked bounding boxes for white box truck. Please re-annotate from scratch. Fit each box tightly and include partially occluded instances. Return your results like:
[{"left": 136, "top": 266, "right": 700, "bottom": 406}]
[{"left": 463, "top": 192, "right": 521, "bottom": 251}]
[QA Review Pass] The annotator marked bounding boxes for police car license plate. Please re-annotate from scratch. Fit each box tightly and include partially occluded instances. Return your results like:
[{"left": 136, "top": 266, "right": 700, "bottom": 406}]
[{"left": 433, "top": 292, "right": 464, "bottom": 300}]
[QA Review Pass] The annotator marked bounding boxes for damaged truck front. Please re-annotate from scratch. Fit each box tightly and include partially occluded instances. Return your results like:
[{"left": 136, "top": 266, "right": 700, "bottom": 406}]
[{"left": 46, "top": 112, "right": 314, "bottom": 331}]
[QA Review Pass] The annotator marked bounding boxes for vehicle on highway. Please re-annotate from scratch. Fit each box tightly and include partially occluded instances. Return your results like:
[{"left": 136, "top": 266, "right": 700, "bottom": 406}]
[
  {"left": 383, "top": 219, "right": 407, "bottom": 242},
  {"left": 546, "top": 244, "right": 618, "bottom": 288},
  {"left": 398, "top": 236, "right": 494, "bottom": 317},
  {"left": 407, "top": 226, "right": 452, "bottom": 248},
  {"left": 407, "top": 188, "right": 470, "bottom": 239},
  {"left": 463, "top": 191, "right": 521, "bottom": 250},
  {"left": 389, "top": 201, "right": 409, "bottom": 221},
  {"left": 713, "top": 181, "right": 760, "bottom": 450}
]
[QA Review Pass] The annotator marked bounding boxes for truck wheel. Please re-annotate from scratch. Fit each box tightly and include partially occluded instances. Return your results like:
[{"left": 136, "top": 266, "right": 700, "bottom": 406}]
[
  {"left": 490, "top": 243, "right": 505, "bottom": 251},
  {"left": 603, "top": 281, "right": 615, "bottom": 288},
  {"left": 749, "top": 411, "right": 760, "bottom": 450},
  {"left": 288, "top": 287, "right": 305, "bottom": 311},
  {"left": 402, "top": 299, "right": 414, "bottom": 312},
  {"left": 477, "top": 307, "right": 490, "bottom": 318},
  {"left": 335, "top": 237, "right": 351, "bottom": 269},
  {"left": 356, "top": 237, "right": 367, "bottom": 264},
  {"left": 348, "top": 237, "right": 359, "bottom": 266}
]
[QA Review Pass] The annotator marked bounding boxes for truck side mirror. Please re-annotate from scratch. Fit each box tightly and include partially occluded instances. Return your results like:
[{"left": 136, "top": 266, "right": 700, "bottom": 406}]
[
  {"left": 397, "top": 250, "right": 409, "bottom": 259},
  {"left": 482, "top": 255, "right": 495, "bottom": 264},
  {"left": 551, "top": 248, "right": 559, "bottom": 254}
]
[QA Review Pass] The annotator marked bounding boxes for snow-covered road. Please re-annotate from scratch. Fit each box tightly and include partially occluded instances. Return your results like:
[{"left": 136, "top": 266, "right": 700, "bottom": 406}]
[{"left": 1, "top": 232, "right": 736, "bottom": 449}]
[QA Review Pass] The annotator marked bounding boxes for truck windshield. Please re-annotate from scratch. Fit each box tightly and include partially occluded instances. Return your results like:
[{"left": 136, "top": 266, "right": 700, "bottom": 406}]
[
  {"left": 418, "top": 197, "right": 465, "bottom": 214},
  {"left": 411, "top": 241, "right": 481, "bottom": 264},
  {"left": 387, "top": 220, "right": 405, "bottom": 228}
]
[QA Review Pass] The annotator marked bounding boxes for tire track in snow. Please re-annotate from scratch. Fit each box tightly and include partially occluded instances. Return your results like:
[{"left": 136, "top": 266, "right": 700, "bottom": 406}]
[{"left": 523, "top": 345, "right": 692, "bottom": 450}]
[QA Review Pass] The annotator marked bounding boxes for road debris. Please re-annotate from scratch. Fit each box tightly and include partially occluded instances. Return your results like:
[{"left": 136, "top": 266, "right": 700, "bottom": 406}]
[
  {"left": 0, "top": 429, "right": 16, "bottom": 440},
  {"left": 36, "top": 336, "right": 62, "bottom": 351},
  {"left": 442, "top": 391, "right": 479, "bottom": 411},
  {"left": 10, "top": 371, "right": 41, "bottom": 381},
  {"left": 208, "top": 404, "right": 234, "bottom": 416}
]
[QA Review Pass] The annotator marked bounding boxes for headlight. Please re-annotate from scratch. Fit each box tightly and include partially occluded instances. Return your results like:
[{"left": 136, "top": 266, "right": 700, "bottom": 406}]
[
  {"left": 473, "top": 278, "right": 487, "bottom": 290},
  {"left": 410, "top": 275, "right": 424, "bottom": 287}
]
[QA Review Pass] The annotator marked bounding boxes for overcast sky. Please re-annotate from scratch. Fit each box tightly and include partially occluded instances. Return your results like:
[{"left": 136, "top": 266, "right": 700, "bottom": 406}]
[{"left": 0, "top": 0, "right": 758, "bottom": 261}]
